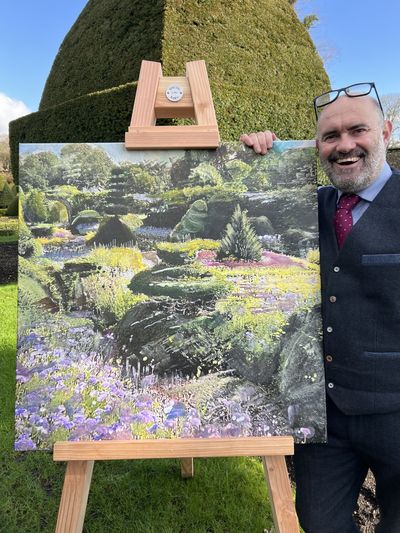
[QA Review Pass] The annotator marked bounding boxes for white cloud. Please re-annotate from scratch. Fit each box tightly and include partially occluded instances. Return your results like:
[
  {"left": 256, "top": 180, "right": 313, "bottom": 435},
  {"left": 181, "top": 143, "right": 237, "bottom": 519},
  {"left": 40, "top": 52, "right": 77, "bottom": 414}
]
[{"left": 0, "top": 92, "right": 31, "bottom": 134}]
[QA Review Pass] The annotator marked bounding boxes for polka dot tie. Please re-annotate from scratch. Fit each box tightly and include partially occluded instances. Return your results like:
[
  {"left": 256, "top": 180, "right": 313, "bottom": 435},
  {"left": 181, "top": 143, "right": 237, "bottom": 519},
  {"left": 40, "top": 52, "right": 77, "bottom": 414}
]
[{"left": 334, "top": 193, "right": 361, "bottom": 249}]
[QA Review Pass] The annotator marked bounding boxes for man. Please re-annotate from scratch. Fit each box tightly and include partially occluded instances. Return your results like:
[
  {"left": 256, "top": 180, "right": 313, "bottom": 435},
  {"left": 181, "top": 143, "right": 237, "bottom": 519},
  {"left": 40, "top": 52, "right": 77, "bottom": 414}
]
[{"left": 241, "top": 86, "right": 400, "bottom": 533}]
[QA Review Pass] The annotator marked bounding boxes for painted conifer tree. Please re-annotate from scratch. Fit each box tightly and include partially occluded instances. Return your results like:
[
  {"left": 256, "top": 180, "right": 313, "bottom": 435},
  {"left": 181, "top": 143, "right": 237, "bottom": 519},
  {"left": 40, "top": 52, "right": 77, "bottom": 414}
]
[{"left": 218, "top": 204, "right": 262, "bottom": 261}]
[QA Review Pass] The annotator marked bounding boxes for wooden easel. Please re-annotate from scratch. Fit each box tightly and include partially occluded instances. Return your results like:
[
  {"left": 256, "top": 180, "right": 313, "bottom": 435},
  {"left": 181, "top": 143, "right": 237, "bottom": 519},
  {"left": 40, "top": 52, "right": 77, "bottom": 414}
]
[{"left": 54, "top": 60, "right": 299, "bottom": 533}]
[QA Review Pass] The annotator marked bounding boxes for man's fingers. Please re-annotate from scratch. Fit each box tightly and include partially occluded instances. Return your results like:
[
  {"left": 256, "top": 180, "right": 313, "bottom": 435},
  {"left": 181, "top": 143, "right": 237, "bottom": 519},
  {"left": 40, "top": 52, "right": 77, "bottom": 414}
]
[{"left": 240, "top": 131, "right": 277, "bottom": 155}]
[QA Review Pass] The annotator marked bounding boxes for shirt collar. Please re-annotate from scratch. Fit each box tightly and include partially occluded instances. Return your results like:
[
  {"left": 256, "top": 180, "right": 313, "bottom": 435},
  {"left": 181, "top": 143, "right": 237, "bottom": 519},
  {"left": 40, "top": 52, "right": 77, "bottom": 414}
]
[{"left": 337, "top": 161, "right": 392, "bottom": 203}]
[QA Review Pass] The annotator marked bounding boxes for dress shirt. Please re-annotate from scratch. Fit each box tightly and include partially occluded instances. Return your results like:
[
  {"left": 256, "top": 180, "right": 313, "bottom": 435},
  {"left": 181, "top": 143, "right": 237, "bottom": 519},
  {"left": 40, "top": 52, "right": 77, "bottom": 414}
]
[{"left": 336, "top": 161, "right": 392, "bottom": 224}]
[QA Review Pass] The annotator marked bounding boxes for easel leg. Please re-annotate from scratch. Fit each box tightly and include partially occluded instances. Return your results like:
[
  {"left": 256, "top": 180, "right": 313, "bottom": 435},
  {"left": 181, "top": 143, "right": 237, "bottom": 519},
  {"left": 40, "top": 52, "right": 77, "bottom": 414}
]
[
  {"left": 180, "top": 457, "right": 194, "bottom": 478},
  {"left": 55, "top": 460, "right": 94, "bottom": 533},
  {"left": 262, "top": 456, "right": 299, "bottom": 533}
]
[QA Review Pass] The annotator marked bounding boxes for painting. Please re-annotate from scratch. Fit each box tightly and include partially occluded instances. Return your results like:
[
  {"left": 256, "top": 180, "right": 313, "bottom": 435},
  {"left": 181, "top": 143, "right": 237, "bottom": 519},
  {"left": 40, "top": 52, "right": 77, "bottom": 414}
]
[{"left": 15, "top": 140, "right": 325, "bottom": 451}]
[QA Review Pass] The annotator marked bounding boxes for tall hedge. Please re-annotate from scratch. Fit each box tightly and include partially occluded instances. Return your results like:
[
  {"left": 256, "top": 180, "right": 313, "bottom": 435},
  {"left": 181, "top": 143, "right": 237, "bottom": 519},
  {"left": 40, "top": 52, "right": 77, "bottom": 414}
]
[{"left": 9, "top": 0, "right": 330, "bottom": 183}]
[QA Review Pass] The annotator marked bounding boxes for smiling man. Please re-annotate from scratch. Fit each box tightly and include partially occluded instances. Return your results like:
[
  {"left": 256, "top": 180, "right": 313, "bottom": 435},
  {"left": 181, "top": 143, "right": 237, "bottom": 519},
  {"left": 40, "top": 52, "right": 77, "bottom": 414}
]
[
  {"left": 317, "top": 95, "right": 392, "bottom": 193},
  {"left": 241, "top": 85, "right": 400, "bottom": 533}
]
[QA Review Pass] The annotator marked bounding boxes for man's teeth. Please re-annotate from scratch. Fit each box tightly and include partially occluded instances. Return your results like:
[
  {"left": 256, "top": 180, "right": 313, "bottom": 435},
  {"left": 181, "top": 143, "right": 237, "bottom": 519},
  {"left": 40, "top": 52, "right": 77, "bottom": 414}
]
[{"left": 336, "top": 157, "right": 360, "bottom": 165}]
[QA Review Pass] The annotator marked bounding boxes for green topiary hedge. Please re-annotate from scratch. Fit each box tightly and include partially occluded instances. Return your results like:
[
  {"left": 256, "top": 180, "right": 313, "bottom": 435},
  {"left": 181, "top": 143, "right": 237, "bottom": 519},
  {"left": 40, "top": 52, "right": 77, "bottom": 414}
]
[{"left": 10, "top": 0, "right": 330, "bottom": 184}]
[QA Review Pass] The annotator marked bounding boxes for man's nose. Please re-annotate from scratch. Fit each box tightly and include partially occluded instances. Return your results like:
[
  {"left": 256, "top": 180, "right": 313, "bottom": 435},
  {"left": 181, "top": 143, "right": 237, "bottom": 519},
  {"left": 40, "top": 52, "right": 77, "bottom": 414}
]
[{"left": 336, "top": 134, "right": 356, "bottom": 153}]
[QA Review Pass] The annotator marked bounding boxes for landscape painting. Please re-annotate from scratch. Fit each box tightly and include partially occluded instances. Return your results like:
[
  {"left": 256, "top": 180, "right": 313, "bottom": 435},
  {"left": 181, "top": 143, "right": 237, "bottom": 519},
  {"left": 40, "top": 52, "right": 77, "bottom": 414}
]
[{"left": 16, "top": 140, "right": 325, "bottom": 451}]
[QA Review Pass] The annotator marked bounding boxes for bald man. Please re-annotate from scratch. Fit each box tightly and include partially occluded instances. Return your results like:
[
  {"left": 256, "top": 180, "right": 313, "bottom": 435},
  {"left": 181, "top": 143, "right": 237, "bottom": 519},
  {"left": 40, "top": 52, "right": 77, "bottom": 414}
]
[{"left": 241, "top": 92, "right": 400, "bottom": 533}]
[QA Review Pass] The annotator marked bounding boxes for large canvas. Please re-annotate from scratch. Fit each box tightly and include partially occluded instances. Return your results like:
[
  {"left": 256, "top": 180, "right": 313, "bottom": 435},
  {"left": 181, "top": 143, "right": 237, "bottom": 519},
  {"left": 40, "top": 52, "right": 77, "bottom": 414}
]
[{"left": 16, "top": 141, "right": 325, "bottom": 451}]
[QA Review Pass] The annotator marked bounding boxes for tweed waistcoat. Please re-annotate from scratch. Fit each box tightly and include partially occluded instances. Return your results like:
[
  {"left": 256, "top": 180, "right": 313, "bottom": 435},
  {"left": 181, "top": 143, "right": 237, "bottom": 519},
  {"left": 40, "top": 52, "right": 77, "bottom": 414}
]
[{"left": 318, "top": 168, "right": 400, "bottom": 415}]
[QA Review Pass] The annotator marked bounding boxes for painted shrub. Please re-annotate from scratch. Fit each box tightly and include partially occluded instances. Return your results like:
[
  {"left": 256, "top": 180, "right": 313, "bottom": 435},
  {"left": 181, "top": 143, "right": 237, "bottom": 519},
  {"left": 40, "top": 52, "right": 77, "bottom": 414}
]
[{"left": 15, "top": 140, "right": 325, "bottom": 451}]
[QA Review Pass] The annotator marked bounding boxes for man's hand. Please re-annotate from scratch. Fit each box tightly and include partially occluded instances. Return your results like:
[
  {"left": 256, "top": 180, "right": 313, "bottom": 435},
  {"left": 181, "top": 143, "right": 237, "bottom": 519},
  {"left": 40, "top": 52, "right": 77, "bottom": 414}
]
[{"left": 239, "top": 131, "right": 278, "bottom": 155}]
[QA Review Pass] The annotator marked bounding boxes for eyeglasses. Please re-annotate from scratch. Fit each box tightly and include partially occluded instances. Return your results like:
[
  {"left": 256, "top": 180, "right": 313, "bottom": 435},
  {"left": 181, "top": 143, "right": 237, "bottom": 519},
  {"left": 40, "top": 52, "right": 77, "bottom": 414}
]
[{"left": 313, "top": 82, "right": 384, "bottom": 119}]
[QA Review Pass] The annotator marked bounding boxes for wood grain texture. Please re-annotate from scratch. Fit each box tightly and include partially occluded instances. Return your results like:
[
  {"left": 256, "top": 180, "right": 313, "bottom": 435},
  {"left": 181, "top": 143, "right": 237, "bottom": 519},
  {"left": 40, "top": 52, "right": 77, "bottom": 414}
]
[
  {"left": 55, "top": 460, "right": 94, "bottom": 533},
  {"left": 186, "top": 60, "right": 218, "bottom": 126},
  {"left": 129, "top": 60, "right": 161, "bottom": 127},
  {"left": 54, "top": 437, "right": 294, "bottom": 461},
  {"left": 262, "top": 455, "right": 299, "bottom": 533},
  {"left": 125, "top": 125, "right": 219, "bottom": 149},
  {"left": 155, "top": 77, "right": 193, "bottom": 118},
  {"left": 180, "top": 457, "right": 194, "bottom": 478},
  {"left": 126, "top": 60, "right": 220, "bottom": 149}
]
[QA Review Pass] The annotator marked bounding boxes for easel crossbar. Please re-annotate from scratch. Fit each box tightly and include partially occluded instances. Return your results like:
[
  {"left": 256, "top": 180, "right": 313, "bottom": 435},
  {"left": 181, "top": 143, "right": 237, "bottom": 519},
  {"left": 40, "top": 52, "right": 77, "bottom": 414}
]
[{"left": 54, "top": 436, "right": 293, "bottom": 461}]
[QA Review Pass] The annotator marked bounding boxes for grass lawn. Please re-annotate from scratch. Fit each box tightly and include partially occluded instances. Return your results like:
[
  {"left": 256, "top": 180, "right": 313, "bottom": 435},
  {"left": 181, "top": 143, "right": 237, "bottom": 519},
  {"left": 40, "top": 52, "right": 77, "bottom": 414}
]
[{"left": 0, "top": 283, "right": 286, "bottom": 532}]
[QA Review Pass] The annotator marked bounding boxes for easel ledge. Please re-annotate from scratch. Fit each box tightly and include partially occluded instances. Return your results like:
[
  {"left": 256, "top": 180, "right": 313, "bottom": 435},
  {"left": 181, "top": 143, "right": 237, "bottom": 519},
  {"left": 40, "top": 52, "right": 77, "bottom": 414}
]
[{"left": 54, "top": 436, "right": 293, "bottom": 461}]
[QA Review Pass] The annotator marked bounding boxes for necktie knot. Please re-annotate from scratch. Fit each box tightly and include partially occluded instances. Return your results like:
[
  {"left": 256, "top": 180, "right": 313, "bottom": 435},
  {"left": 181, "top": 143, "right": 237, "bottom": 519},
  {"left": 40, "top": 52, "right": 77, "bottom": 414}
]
[
  {"left": 337, "top": 193, "right": 361, "bottom": 212},
  {"left": 334, "top": 194, "right": 361, "bottom": 249}
]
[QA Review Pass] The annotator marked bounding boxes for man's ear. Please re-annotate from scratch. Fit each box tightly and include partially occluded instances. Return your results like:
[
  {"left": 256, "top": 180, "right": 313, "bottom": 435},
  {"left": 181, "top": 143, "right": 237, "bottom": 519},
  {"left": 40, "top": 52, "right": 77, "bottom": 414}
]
[
  {"left": 383, "top": 120, "right": 393, "bottom": 148},
  {"left": 315, "top": 138, "right": 320, "bottom": 152}
]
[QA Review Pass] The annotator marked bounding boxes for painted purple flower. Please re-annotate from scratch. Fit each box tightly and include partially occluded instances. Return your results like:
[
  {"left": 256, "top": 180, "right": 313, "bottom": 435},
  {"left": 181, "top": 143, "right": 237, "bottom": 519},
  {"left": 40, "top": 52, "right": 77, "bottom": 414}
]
[
  {"left": 16, "top": 365, "right": 30, "bottom": 384},
  {"left": 165, "top": 402, "right": 186, "bottom": 419},
  {"left": 135, "top": 394, "right": 153, "bottom": 409},
  {"left": 15, "top": 434, "right": 37, "bottom": 451},
  {"left": 294, "top": 427, "right": 316, "bottom": 443},
  {"left": 131, "top": 410, "right": 157, "bottom": 424}
]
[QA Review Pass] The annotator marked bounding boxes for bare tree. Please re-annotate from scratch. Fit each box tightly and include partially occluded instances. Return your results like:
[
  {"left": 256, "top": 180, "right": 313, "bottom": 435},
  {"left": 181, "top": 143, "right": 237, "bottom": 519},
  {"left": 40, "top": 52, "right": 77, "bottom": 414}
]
[{"left": 382, "top": 94, "right": 400, "bottom": 146}]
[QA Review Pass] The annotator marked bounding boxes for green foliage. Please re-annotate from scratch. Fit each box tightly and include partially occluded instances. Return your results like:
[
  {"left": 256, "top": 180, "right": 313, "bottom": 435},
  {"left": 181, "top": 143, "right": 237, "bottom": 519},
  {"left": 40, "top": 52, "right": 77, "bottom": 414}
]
[
  {"left": 87, "top": 215, "right": 136, "bottom": 246},
  {"left": 306, "top": 248, "right": 320, "bottom": 264},
  {"left": 0, "top": 136, "right": 10, "bottom": 171},
  {"left": 303, "top": 14, "right": 318, "bottom": 29},
  {"left": 60, "top": 144, "right": 114, "bottom": 190},
  {"left": 18, "top": 203, "right": 42, "bottom": 258},
  {"left": 119, "top": 162, "right": 158, "bottom": 193},
  {"left": 81, "top": 270, "right": 148, "bottom": 324},
  {"left": 161, "top": 185, "right": 223, "bottom": 205},
  {"left": 170, "top": 199, "right": 208, "bottom": 241},
  {"left": 9, "top": 82, "right": 137, "bottom": 185},
  {"left": 10, "top": 0, "right": 329, "bottom": 184},
  {"left": 0, "top": 216, "right": 18, "bottom": 243},
  {"left": 129, "top": 265, "right": 232, "bottom": 300},
  {"left": 121, "top": 213, "right": 143, "bottom": 231},
  {"left": 39, "top": 1, "right": 164, "bottom": 109},
  {"left": 218, "top": 204, "right": 263, "bottom": 261},
  {"left": 2, "top": 283, "right": 275, "bottom": 528},
  {"left": 18, "top": 261, "right": 59, "bottom": 322},
  {"left": 162, "top": 315, "right": 228, "bottom": 375},
  {"left": 5, "top": 195, "right": 18, "bottom": 216},
  {"left": 18, "top": 274, "right": 48, "bottom": 306},
  {"left": 156, "top": 238, "right": 220, "bottom": 265},
  {"left": 224, "top": 159, "right": 252, "bottom": 185},
  {"left": 188, "top": 162, "right": 223, "bottom": 187},
  {"left": 0, "top": 182, "right": 14, "bottom": 208},
  {"left": 86, "top": 246, "right": 145, "bottom": 271},
  {"left": 48, "top": 201, "right": 69, "bottom": 223},
  {"left": 24, "top": 191, "right": 48, "bottom": 223},
  {"left": 71, "top": 209, "right": 101, "bottom": 222},
  {"left": 19, "top": 151, "right": 60, "bottom": 190}
]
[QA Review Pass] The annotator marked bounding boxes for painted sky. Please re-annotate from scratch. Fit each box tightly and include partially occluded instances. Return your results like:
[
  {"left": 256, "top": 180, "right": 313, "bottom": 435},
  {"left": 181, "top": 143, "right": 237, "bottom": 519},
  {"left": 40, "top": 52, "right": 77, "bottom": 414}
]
[{"left": 1, "top": 0, "right": 399, "bottom": 133}]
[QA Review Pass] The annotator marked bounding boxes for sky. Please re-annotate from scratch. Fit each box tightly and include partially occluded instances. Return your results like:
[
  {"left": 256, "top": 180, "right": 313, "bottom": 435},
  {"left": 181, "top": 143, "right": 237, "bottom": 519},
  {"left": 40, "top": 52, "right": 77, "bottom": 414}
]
[{"left": 1, "top": 0, "right": 400, "bottom": 134}]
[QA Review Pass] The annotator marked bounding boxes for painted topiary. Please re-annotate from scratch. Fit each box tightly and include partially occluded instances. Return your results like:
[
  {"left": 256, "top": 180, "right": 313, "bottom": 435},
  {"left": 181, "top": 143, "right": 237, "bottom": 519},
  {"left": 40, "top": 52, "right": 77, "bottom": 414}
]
[
  {"left": 87, "top": 215, "right": 136, "bottom": 246},
  {"left": 170, "top": 199, "right": 208, "bottom": 241}
]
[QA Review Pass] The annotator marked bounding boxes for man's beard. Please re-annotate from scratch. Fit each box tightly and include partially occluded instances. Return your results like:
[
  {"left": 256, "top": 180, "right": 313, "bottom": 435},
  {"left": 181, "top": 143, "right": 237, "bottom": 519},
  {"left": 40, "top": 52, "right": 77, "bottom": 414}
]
[{"left": 320, "top": 136, "right": 386, "bottom": 193}]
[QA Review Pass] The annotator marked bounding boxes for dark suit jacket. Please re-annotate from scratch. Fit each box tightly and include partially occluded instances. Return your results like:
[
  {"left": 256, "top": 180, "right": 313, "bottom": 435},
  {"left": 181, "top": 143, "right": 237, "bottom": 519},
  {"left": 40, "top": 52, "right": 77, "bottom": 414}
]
[{"left": 318, "top": 168, "right": 400, "bottom": 415}]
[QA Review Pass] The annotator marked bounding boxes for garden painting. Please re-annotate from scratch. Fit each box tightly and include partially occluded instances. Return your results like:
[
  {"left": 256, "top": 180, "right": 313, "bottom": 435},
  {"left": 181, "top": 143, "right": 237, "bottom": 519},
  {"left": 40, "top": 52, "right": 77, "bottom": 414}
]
[{"left": 16, "top": 140, "right": 326, "bottom": 451}]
